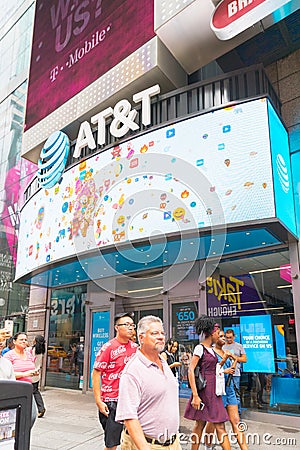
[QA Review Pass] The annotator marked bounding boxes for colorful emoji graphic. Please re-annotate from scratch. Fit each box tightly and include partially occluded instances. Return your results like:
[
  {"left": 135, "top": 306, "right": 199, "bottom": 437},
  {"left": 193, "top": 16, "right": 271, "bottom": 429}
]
[
  {"left": 140, "top": 144, "right": 148, "bottom": 153},
  {"left": 244, "top": 181, "right": 254, "bottom": 188},
  {"left": 111, "top": 146, "right": 122, "bottom": 158},
  {"left": 172, "top": 207, "right": 186, "bottom": 221},
  {"left": 117, "top": 215, "right": 125, "bottom": 225},
  {"left": 71, "top": 178, "right": 98, "bottom": 237},
  {"left": 181, "top": 190, "right": 189, "bottom": 199},
  {"left": 35, "top": 207, "right": 45, "bottom": 230}
]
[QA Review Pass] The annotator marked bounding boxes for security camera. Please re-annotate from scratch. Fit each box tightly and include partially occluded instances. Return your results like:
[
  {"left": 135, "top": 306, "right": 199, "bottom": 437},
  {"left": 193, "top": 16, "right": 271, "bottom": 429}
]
[{"left": 160, "top": 289, "right": 168, "bottom": 295}]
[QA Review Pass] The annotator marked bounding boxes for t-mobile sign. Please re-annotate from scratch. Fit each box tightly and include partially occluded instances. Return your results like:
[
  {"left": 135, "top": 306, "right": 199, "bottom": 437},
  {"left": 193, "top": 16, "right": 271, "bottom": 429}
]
[{"left": 25, "top": 0, "right": 154, "bottom": 130}]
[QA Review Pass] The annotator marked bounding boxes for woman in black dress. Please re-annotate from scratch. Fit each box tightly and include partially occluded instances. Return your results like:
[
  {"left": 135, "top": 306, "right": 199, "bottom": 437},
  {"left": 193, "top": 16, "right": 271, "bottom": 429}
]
[{"left": 184, "top": 315, "right": 231, "bottom": 450}]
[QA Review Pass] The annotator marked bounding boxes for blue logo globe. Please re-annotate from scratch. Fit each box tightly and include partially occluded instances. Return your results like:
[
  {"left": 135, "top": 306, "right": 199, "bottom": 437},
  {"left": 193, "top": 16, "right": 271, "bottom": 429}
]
[{"left": 38, "top": 131, "right": 70, "bottom": 188}]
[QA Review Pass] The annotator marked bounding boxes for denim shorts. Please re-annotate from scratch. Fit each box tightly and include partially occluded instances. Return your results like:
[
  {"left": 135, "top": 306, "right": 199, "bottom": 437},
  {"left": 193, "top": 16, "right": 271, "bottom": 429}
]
[{"left": 222, "top": 384, "right": 238, "bottom": 408}]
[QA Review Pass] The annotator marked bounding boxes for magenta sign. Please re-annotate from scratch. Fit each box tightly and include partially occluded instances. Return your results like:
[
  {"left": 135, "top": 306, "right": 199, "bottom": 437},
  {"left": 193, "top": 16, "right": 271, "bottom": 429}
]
[
  {"left": 25, "top": 0, "right": 154, "bottom": 131},
  {"left": 280, "top": 264, "right": 292, "bottom": 283}
]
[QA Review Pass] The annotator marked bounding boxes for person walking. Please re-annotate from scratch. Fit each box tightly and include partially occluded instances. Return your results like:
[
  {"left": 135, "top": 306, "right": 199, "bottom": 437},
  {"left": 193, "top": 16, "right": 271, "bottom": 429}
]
[
  {"left": 4, "top": 332, "right": 38, "bottom": 427},
  {"left": 0, "top": 335, "right": 15, "bottom": 380},
  {"left": 30, "top": 335, "right": 46, "bottom": 418},
  {"left": 1, "top": 337, "right": 14, "bottom": 355},
  {"left": 205, "top": 330, "right": 248, "bottom": 450},
  {"left": 76, "top": 337, "right": 85, "bottom": 378},
  {"left": 92, "top": 312, "right": 138, "bottom": 450},
  {"left": 161, "top": 339, "right": 181, "bottom": 377},
  {"left": 223, "top": 329, "right": 247, "bottom": 416},
  {"left": 184, "top": 315, "right": 231, "bottom": 450},
  {"left": 116, "top": 315, "right": 181, "bottom": 449}
]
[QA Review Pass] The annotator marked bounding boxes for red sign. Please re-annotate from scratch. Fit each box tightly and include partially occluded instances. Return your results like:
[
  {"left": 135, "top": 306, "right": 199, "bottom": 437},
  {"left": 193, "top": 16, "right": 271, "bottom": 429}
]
[{"left": 211, "top": 0, "right": 290, "bottom": 40}]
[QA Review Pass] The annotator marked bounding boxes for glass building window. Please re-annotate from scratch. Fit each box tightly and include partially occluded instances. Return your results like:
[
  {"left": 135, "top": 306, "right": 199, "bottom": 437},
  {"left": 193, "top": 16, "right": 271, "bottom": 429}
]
[
  {"left": 0, "top": 4, "right": 34, "bottom": 90},
  {"left": 207, "top": 249, "right": 298, "bottom": 416},
  {"left": 46, "top": 285, "right": 87, "bottom": 390}
]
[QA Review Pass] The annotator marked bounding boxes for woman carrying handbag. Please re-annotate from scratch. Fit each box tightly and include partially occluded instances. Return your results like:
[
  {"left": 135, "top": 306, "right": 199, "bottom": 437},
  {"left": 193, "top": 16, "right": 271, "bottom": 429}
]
[{"left": 184, "top": 315, "right": 231, "bottom": 450}]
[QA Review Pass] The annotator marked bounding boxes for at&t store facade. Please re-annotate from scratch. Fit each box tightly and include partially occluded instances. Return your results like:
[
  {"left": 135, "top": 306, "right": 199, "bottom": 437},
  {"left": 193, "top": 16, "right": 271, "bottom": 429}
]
[{"left": 17, "top": 0, "right": 300, "bottom": 422}]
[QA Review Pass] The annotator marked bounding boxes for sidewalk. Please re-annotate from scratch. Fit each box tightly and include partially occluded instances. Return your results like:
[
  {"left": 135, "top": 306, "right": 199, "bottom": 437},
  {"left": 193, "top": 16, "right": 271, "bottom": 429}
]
[
  {"left": 30, "top": 388, "right": 300, "bottom": 449},
  {"left": 30, "top": 389, "right": 104, "bottom": 449}
]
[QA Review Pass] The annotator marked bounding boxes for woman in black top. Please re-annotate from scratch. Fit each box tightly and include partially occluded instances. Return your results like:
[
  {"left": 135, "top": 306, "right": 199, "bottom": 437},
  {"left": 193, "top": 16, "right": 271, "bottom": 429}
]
[
  {"left": 31, "top": 335, "right": 46, "bottom": 417},
  {"left": 161, "top": 339, "right": 181, "bottom": 376}
]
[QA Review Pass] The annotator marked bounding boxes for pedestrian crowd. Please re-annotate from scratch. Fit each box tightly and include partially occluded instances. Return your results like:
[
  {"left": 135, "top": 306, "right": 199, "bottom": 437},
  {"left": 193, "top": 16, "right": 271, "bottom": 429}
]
[
  {"left": 91, "top": 313, "right": 249, "bottom": 450},
  {"left": 0, "top": 331, "right": 47, "bottom": 428},
  {"left": 1, "top": 312, "right": 297, "bottom": 450}
]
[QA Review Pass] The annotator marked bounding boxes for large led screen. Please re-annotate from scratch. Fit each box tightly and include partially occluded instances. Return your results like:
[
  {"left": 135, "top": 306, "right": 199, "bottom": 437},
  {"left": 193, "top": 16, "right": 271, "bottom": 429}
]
[
  {"left": 16, "top": 98, "right": 276, "bottom": 279},
  {"left": 25, "top": 0, "right": 154, "bottom": 130},
  {"left": 268, "top": 102, "right": 296, "bottom": 236}
]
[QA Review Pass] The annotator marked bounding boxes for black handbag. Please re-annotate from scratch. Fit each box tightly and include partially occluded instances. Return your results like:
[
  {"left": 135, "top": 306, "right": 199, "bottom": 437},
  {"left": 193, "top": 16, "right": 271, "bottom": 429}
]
[
  {"left": 194, "top": 366, "right": 207, "bottom": 392},
  {"left": 188, "top": 345, "right": 207, "bottom": 393}
]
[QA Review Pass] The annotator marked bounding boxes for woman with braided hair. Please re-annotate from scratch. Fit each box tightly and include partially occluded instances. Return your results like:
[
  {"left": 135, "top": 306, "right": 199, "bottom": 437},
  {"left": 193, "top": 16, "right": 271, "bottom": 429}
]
[{"left": 184, "top": 315, "right": 231, "bottom": 450}]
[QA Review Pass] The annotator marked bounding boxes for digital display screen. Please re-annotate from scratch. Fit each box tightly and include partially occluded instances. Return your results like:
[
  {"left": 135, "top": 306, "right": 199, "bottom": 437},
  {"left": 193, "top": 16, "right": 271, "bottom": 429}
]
[
  {"left": 25, "top": 0, "right": 154, "bottom": 130},
  {"left": 172, "top": 303, "right": 199, "bottom": 343},
  {"left": 268, "top": 101, "right": 296, "bottom": 236},
  {"left": 90, "top": 311, "right": 110, "bottom": 388},
  {"left": 240, "top": 315, "right": 275, "bottom": 373},
  {"left": 16, "top": 98, "right": 276, "bottom": 279}
]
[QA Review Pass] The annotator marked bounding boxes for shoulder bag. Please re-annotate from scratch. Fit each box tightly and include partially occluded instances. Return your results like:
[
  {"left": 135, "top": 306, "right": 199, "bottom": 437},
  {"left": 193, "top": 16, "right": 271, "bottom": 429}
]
[{"left": 188, "top": 344, "right": 207, "bottom": 393}]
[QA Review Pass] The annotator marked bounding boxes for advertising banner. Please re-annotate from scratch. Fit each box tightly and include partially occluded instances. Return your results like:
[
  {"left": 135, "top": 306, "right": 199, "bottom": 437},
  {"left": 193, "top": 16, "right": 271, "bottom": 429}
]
[
  {"left": 0, "top": 408, "right": 17, "bottom": 449},
  {"left": 25, "top": 0, "right": 154, "bottom": 130},
  {"left": 207, "top": 274, "right": 266, "bottom": 318},
  {"left": 240, "top": 315, "right": 275, "bottom": 373},
  {"left": 171, "top": 302, "right": 198, "bottom": 343},
  {"left": 90, "top": 310, "right": 110, "bottom": 387}
]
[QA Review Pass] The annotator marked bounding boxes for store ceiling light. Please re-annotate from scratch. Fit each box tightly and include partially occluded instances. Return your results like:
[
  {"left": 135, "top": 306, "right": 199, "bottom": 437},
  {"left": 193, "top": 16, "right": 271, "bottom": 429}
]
[
  {"left": 249, "top": 267, "right": 283, "bottom": 275},
  {"left": 277, "top": 284, "right": 292, "bottom": 289},
  {"left": 220, "top": 292, "right": 242, "bottom": 296},
  {"left": 276, "top": 312, "right": 294, "bottom": 316},
  {"left": 244, "top": 306, "right": 284, "bottom": 312},
  {"left": 128, "top": 286, "right": 163, "bottom": 293},
  {"left": 221, "top": 300, "right": 266, "bottom": 304}
]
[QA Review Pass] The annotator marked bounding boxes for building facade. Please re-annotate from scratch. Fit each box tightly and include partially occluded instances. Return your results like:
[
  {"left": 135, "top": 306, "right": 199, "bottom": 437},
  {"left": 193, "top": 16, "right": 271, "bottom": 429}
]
[
  {"left": 0, "top": 0, "right": 36, "bottom": 333},
  {"left": 12, "top": 0, "right": 300, "bottom": 420}
]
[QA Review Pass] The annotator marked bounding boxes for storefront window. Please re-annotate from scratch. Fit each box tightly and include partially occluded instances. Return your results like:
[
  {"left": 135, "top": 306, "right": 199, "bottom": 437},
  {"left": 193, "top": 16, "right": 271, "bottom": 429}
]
[
  {"left": 207, "top": 249, "right": 299, "bottom": 415},
  {"left": 46, "top": 285, "right": 87, "bottom": 390}
]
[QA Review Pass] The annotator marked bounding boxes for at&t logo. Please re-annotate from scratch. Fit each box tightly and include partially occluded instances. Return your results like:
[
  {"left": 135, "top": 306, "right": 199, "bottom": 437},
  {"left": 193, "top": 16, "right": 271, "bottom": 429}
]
[
  {"left": 276, "top": 153, "right": 289, "bottom": 193},
  {"left": 37, "top": 131, "right": 70, "bottom": 189}
]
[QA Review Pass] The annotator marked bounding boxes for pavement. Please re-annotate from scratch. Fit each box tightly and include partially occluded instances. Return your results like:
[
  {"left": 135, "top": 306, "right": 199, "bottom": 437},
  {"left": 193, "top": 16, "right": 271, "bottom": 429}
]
[{"left": 30, "top": 388, "right": 300, "bottom": 450}]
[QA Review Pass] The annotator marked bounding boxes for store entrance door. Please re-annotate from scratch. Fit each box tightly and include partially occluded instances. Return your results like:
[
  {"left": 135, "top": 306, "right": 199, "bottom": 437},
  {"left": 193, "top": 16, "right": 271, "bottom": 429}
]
[
  {"left": 116, "top": 296, "right": 163, "bottom": 329},
  {"left": 133, "top": 307, "right": 163, "bottom": 323}
]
